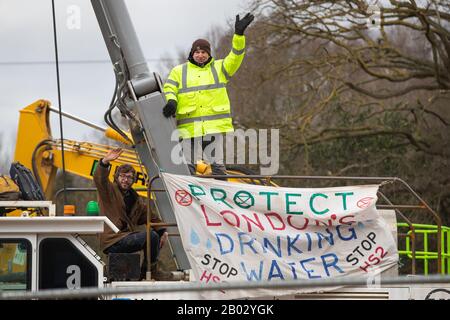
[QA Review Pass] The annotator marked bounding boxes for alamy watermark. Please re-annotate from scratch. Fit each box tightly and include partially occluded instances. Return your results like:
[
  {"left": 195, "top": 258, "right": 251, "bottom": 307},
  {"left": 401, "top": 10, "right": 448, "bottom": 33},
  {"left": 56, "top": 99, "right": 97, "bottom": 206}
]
[
  {"left": 170, "top": 128, "right": 280, "bottom": 175},
  {"left": 66, "top": 5, "right": 81, "bottom": 30},
  {"left": 364, "top": 1, "right": 444, "bottom": 30},
  {"left": 365, "top": 266, "right": 382, "bottom": 289},
  {"left": 367, "top": 4, "right": 382, "bottom": 29}
]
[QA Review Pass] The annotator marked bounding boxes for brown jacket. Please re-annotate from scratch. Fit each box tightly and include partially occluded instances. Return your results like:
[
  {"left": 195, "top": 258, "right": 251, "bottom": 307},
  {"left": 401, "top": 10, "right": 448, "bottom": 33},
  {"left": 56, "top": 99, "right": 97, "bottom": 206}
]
[{"left": 93, "top": 162, "right": 162, "bottom": 252}]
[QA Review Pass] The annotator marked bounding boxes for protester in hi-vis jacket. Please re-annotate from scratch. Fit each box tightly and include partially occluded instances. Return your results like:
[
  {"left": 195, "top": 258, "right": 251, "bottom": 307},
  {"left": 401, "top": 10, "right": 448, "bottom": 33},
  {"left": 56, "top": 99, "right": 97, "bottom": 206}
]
[{"left": 163, "top": 13, "right": 254, "bottom": 175}]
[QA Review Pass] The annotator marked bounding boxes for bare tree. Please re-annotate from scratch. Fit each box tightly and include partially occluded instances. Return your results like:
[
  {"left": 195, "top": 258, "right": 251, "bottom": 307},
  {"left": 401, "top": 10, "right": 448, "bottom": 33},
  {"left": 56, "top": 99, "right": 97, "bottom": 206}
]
[
  {"left": 212, "top": 0, "right": 450, "bottom": 223},
  {"left": 242, "top": 0, "right": 449, "bottom": 152},
  {"left": 254, "top": 0, "right": 449, "bottom": 92},
  {"left": 157, "top": 3, "right": 450, "bottom": 223}
]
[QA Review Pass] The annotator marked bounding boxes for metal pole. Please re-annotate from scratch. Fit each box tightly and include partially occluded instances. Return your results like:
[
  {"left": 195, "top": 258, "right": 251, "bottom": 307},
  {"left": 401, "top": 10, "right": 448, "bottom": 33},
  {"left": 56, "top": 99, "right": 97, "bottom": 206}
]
[
  {"left": 396, "top": 178, "right": 443, "bottom": 274},
  {"left": 91, "top": 0, "right": 123, "bottom": 67},
  {"left": 91, "top": 0, "right": 157, "bottom": 97},
  {"left": 49, "top": 107, "right": 106, "bottom": 132},
  {"left": 2, "top": 274, "right": 450, "bottom": 300},
  {"left": 379, "top": 191, "right": 417, "bottom": 275},
  {"left": 194, "top": 174, "right": 400, "bottom": 181},
  {"left": 145, "top": 176, "right": 159, "bottom": 280}
]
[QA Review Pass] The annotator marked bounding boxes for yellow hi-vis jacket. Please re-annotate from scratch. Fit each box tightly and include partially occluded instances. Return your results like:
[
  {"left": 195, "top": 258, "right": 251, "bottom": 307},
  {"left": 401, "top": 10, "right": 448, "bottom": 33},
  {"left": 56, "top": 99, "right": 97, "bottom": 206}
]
[{"left": 163, "top": 34, "right": 246, "bottom": 139}]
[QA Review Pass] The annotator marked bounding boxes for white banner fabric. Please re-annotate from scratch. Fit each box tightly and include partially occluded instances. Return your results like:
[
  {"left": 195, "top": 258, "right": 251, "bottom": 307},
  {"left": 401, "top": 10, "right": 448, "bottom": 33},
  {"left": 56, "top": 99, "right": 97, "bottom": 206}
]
[{"left": 161, "top": 173, "right": 398, "bottom": 299}]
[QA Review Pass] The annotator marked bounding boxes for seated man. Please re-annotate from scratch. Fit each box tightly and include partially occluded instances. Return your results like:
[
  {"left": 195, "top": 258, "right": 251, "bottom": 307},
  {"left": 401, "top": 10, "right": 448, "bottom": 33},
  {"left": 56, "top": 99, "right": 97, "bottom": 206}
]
[{"left": 94, "top": 147, "right": 173, "bottom": 280}]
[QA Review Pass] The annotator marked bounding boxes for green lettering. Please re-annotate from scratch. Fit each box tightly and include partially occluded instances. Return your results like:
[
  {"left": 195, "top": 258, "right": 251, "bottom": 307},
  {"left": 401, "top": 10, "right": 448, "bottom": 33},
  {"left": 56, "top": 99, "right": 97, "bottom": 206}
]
[
  {"left": 234, "top": 190, "right": 255, "bottom": 209},
  {"left": 210, "top": 188, "right": 233, "bottom": 208},
  {"left": 310, "top": 193, "right": 329, "bottom": 215},
  {"left": 189, "top": 184, "right": 206, "bottom": 198},
  {"left": 335, "top": 192, "right": 354, "bottom": 210},
  {"left": 259, "top": 191, "right": 279, "bottom": 210},
  {"left": 285, "top": 193, "right": 303, "bottom": 215}
]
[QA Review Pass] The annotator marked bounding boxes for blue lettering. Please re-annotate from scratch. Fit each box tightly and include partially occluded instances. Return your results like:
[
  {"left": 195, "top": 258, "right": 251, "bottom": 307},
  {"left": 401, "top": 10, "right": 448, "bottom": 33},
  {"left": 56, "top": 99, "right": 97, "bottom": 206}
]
[
  {"left": 268, "top": 260, "right": 285, "bottom": 281},
  {"left": 238, "top": 232, "right": 258, "bottom": 255},
  {"left": 240, "top": 261, "right": 263, "bottom": 281},
  {"left": 263, "top": 237, "right": 282, "bottom": 258},
  {"left": 321, "top": 253, "right": 344, "bottom": 277},
  {"left": 305, "top": 233, "right": 312, "bottom": 251},
  {"left": 215, "top": 233, "right": 234, "bottom": 255},
  {"left": 287, "top": 235, "right": 303, "bottom": 256},
  {"left": 288, "top": 262, "right": 298, "bottom": 279},
  {"left": 315, "top": 229, "right": 334, "bottom": 249},
  {"left": 300, "top": 257, "right": 321, "bottom": 279},
  {"left": 336, "top": 225, "right": 357, "bottom": 241}
]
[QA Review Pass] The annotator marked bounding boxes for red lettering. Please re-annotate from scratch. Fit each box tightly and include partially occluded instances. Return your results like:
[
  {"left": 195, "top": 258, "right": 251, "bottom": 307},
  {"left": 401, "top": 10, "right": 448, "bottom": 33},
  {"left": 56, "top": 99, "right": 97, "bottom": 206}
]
[
  {"left": 314, "top": 219, "right": 333, "bottom": 227},
  {"left": 375, "top": 246, "right": 387, "bottom": 259},
  {"left": 287, "top": 216, "right": 309, "bottom": 230},
  {"left": 264, "top": 212, "right": 286, "bottom": 230},
  {"left": 242, "top": 213, "right": 265, "bottom": 232},
  {"left": 368, "top": 253, "right": 381, "bottom": 265},
  {"left": 339, "top": 215, "right": 356, "bottom": 225},
  {"left": 200, "top": 270, "right": 212, "bottom": 282},
  {"left": 359, "top": 261, "right": 371, "bottom": 272},
  {"left": 201, "top": 204, "right": 221, "bottom": 226},
  {"left": 220, "top": 210, "right": 240, "bottom": 227},
  {"left": 199, "top": 270, "right": 220, "bottom": 283}
]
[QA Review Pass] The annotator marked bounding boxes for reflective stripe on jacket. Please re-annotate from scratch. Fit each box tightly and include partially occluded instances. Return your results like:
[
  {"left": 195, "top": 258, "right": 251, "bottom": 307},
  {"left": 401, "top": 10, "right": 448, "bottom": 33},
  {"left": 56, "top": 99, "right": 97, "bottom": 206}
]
[{"left": 163, "top": 34, "right": 246, "bottom": 139}]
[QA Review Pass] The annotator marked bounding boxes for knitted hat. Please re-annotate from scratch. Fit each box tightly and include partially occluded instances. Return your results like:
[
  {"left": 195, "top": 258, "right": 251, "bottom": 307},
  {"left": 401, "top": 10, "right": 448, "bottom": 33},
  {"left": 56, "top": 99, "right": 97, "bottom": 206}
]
[{"left": 190, "top": 39, "right": 211, "bottom": 56}]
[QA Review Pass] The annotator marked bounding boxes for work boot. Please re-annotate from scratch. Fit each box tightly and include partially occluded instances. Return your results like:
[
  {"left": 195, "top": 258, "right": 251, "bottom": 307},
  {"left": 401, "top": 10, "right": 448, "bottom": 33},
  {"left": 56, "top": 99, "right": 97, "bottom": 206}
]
[
  {"left": 150, "top": 262, "right": 174, "bottom": 281},
  {"left": 211, "top": 163, "right": 227, "bottom": 181}
]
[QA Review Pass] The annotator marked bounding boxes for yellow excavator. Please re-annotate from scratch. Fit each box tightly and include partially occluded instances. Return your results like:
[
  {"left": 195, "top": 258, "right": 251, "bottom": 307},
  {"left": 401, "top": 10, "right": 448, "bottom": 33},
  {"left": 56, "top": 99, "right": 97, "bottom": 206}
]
[
  {"left": 13, "top": 99, "right": 275, "bottom": 205},
  {"left": 15, "top": 99, "right": 144, "bottom": 200},
  {"left": 2, "top": 98, "right": 277, "bottom": 278}
]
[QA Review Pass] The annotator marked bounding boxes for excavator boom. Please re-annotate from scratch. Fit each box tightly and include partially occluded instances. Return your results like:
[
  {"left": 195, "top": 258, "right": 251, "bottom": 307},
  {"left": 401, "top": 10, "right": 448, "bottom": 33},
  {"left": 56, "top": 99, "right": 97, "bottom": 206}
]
[{"left": 14, "top": 100, "right": 147, "bottom": 199}]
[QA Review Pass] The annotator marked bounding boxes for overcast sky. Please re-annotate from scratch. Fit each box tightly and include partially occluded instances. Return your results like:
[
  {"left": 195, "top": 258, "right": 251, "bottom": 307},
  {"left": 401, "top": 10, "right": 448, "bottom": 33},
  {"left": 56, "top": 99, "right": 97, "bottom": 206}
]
[{"left": 0, "top": 0, "right": 249, "bottom": 160}]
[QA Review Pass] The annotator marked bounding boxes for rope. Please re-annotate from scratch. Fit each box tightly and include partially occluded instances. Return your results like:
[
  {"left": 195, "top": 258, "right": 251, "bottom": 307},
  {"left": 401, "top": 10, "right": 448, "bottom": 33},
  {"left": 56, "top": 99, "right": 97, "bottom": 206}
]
[{"left": 51, "top": 0, "right": 67, "bottom": 207}]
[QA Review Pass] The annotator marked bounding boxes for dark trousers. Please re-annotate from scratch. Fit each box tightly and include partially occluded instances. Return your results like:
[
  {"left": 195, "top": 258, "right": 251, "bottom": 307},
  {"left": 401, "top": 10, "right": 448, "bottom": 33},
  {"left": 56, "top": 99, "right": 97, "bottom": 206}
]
[{"left": 104, "top": 230, "right": 161, "bottom": 275}]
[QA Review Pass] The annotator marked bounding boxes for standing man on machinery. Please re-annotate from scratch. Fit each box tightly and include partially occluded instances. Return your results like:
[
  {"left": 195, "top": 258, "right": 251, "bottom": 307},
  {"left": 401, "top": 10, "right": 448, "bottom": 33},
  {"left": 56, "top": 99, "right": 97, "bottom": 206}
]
[
  {"left": 162, "top": 13, "right": 255, "bottom": 176},
  {"left": 94, "top": 147, "right": 173, "bottom": 281}
]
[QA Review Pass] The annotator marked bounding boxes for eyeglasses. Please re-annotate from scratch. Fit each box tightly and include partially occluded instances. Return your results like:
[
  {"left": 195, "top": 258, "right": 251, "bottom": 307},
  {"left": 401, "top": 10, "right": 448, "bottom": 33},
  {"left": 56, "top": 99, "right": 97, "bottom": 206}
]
[{"left": 118, "top": 174, "right": 134, "bottom": 181}]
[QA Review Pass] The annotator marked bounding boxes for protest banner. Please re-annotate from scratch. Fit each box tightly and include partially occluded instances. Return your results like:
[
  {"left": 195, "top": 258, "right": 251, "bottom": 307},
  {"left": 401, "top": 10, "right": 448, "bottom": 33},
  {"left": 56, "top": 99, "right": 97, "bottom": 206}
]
[{"left": 161, "top": 173, "right": 398, "bottom": 299}]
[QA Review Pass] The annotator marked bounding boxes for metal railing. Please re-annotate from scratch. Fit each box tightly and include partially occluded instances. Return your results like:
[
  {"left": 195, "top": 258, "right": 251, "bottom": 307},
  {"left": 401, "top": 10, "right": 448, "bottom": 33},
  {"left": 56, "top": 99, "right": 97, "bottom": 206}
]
[
  {"left": 1, "top": 274, "right": 449, "bottom": 300},
  {"left": 398, "top": 223, "right": 450, "bottom": 275},
  {"left": 187, "top": 174, "right": 444, "bottom": 274}
]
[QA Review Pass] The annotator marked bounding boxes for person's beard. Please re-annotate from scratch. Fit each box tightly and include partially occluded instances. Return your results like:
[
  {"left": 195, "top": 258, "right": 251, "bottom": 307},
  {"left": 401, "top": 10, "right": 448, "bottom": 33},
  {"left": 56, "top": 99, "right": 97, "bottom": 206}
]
[
  {"left": 122, "top": 184, "right": 131, "bottom": 191},
  {"left": 116, "top": 180, "right": 131, "bottom": 192}
]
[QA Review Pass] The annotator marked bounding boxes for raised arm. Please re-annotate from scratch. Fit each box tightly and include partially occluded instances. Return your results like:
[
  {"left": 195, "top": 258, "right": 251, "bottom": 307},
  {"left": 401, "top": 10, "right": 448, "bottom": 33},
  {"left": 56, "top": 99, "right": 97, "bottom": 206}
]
[
  {"left": 93, "top": 147, "right": 123, "bottom": 194},
  {"left": 222, "top": 13, "right": 255, "bottom": 80}
]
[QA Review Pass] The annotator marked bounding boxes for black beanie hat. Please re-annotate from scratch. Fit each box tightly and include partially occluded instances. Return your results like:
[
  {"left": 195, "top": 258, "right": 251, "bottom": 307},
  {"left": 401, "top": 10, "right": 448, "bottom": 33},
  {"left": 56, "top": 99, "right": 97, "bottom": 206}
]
[{"left": 190, "top": 39, "right": 211, "bottom": 56}]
